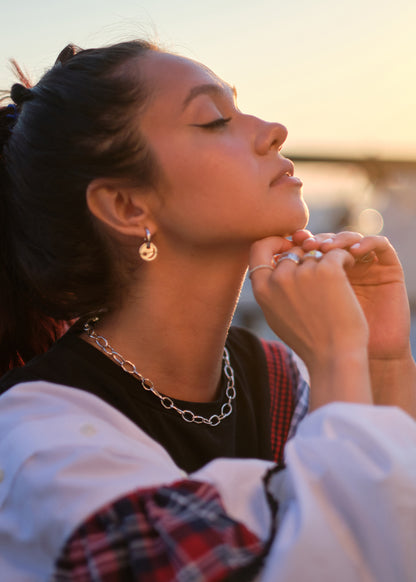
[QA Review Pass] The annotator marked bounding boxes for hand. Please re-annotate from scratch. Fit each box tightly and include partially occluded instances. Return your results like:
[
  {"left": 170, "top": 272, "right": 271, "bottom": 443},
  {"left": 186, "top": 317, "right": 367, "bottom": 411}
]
[
  {"left": 249, "top": 236, "right": 368, "bottom": 365},
  {"left": 291, "top": 230, "right": 416, "bottom": 416},
  {"left": 293, "top": 230, "right": 410, "bottom": 361},
  {"left": 249, "top": 237, "right": 372, "bottom": 409}
]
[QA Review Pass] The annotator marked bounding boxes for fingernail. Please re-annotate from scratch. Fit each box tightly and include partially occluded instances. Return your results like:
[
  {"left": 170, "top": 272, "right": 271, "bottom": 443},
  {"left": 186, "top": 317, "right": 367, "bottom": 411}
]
[
  {"left": 350, "top": 243, "right": 360, "bottom": 250},
  {"left": 304, "top": 236, "right": 316, "bottom": 243},
  {"left": 322, "top": 238, "right": 334, "bottom": 244}
]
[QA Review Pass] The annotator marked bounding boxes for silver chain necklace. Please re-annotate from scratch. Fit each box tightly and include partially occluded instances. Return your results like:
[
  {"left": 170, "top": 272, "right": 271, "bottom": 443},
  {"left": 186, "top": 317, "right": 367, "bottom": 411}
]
[{"left": 83, "top": 318, "right": 236, "bottom": 427}]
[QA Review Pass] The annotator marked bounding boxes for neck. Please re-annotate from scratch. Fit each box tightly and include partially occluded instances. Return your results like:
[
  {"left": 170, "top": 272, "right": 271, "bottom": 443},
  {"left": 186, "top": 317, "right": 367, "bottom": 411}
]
[{"left": 89, "top": 249, "right": 249, "bottom": 402}]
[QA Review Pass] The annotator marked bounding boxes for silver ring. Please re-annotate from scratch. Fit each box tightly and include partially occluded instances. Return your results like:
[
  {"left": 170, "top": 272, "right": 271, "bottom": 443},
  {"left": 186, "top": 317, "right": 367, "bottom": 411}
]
[
  {"left": 302, "top": 250, "right": 323, "bottom": 261},
  {"left": 248, "top": 264, "right": 274, "bottom": 279},
  {"left": 359, "top": 252, "right": 374, "bottom": 263},
  {"left": 275, "top": 252, "right": 302, "bottom": 265}
]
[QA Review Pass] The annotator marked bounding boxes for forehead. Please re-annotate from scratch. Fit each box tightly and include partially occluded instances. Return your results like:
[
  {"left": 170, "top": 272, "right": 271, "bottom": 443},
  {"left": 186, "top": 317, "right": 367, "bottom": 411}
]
[{"left": 139, "top": 51, "right": 233, "bottom": 112}]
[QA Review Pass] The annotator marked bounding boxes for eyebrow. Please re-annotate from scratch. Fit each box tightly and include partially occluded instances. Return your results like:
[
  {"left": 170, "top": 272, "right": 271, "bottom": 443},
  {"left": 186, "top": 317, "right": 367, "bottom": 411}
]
[{"left": 182, "top": 83, "right": 237, "bottom": 111}]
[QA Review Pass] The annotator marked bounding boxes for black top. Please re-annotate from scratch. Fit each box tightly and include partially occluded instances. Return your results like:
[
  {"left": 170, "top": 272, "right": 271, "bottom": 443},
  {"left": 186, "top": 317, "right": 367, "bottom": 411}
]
[{"left": 0, "top": 326, "right": 274, "bottom": 472}]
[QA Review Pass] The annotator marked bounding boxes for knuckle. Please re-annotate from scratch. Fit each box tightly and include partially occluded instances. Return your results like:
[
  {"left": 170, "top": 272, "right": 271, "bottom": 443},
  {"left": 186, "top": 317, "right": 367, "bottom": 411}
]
[
  {"left": 316, "top": 260, "right": 334, "bottom": 275},
  {"left": 338, "top": 230, "right": 362, "bottom": 238},
  {"left": 319, "top": 252, "right": 346, "bottom": 272},
  {"left": 316, "top": 232, "right": 334, "bottom": 240},
  {"left": 273, "top": 269, "right": 296, "bottom": 290},
  {"left": 273, "top": 268, "right": 288, "bottom": 284}
]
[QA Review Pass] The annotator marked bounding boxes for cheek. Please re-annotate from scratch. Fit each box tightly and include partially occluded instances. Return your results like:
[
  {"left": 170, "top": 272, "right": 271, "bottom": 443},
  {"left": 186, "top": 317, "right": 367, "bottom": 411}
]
[
  {"left": 152, "top": 138, "right": 264, "bottom": 234},
  {"left": 162, "top": 150, "right": 257, "bottom": 199}
]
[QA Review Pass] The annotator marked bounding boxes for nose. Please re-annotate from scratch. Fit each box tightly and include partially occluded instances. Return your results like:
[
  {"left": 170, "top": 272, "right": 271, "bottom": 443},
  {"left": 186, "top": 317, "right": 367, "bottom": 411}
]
[{"left": 254, "top": 121, "right": 288, "bottom": 155}]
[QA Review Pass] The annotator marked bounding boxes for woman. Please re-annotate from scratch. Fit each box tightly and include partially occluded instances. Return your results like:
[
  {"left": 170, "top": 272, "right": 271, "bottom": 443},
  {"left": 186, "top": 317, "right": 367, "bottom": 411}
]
[
  {"left": 0, "top": 40, "right": 311, "bottom": 474},
  {"left": 0, "top": 40, "right": 415, "bottom": 581}
]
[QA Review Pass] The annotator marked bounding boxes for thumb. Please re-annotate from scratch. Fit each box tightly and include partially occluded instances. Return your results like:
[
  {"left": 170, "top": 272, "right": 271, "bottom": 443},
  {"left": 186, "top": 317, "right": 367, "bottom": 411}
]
[{"left": 249, "top": 236, "right": 294, "bottom": 271}]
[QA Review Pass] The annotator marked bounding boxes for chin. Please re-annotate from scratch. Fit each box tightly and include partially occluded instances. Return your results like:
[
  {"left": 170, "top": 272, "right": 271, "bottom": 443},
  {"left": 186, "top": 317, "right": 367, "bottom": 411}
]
[
  {"left": 258, "top": 201, "right": 310, "bottom": 239},
  {"left": 298, "top": 209, "right": 310, "bottom": 230},
  {"left": 300, "top": 198, "right": 310, "bottom": 223},
  {"left": 284, "top": 203, "right": 310, "bottom": 236}
]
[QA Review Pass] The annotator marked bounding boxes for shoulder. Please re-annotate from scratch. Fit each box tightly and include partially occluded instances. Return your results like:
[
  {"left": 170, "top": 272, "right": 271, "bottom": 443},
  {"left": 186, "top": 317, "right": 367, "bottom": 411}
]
[
  {"left": 0, "top": 355, "right": 44, "bottom": 393},
  {"left": 228, "top": 327, "right": 310, "bottom": 457},
  {"left": 0, "top": 331, "right": 76, "bottom": 392},
  {"left": 227, "top": 324, "right": 290, "bottom": 367},
  {"left": 260, "top": 337, "right": 303, "bottom": 389},
  {"left": 0, "top": 380, "right": 181, "bottom": 481},
  {"left": 0, "top": 381, "right": 184, "bottom": 579},
  {"left": 228, "top": 325, "right": 301, "bottom": 386},
  {"left": 228, "top": 325, "right": 295, "bottom": 358},
  {"left": 0, "top": 380, "right": 276, "bottom": 581},
  {"left": 0, "top": 329, "right": 115, "bottom": 396},
  {"left": 53, "top": 458, "right": 275, "bottom": 582}
]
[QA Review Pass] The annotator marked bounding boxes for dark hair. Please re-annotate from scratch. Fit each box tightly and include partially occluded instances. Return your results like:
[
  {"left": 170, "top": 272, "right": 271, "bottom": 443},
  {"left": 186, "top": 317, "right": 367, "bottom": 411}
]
[{"left": 0, "top": 40, "right": 159, "bottom": 374}]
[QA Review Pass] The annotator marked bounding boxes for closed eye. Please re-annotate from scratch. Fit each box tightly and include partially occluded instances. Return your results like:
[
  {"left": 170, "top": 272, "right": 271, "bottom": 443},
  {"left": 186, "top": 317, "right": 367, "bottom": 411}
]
[{"left": 192, "top": 117, "right": 232, "bottom": 130}]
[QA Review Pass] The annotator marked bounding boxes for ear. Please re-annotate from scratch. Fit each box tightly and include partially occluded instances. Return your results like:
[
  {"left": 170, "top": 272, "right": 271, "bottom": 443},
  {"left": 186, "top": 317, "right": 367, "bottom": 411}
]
[{"left": 86, "top": 178, "right": 156, "bottom": 237}]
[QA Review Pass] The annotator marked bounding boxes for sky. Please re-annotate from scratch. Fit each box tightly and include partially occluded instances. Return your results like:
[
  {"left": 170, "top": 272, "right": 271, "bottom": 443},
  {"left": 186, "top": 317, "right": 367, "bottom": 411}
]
[{"left": 1, "top": 0, "right": 416, "bottom": 160}]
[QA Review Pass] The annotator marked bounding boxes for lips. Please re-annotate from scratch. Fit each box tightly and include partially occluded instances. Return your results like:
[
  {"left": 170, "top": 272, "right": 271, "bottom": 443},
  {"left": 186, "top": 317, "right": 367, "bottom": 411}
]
[
  {"left": 270, "top": 159, "right": 302, "bottom": 187},
  {"left": 270, "top": 160, "right": 295, "bottom": 185}
]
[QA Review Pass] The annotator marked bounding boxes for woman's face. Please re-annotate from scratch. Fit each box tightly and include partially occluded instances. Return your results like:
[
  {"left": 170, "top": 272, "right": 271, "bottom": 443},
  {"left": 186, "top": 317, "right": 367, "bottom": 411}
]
[{"left": 138, "top": 51, "right": 309, "bottom": 250}]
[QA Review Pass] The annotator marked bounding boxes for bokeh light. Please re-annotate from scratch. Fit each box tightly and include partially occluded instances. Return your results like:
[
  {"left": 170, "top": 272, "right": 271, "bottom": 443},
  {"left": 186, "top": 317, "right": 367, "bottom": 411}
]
[{"left": 357, "top": 208, "right": 384, "bottom": 235}]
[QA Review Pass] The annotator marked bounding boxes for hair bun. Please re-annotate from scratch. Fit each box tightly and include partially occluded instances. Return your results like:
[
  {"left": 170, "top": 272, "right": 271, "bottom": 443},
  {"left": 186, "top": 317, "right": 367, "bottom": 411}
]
[
  {"left": 54, "top": 44, "right": 81, "bottom": 66},
  {"left": 10, "top": 84, "right": 33, "bottom": 106}
]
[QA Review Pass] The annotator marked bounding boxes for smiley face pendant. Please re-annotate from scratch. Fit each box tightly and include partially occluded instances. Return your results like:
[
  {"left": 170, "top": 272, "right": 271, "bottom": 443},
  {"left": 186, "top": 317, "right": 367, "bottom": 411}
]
[{"left": 139, "top": 241, "right": 158, "bottom": 261}]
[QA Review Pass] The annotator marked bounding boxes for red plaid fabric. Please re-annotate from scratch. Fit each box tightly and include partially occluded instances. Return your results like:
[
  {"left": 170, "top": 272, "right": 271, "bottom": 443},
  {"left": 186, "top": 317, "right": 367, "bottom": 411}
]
[
  {"left": 52, "top": 479, "right": 270, "bottom": 582},
  {"left": 260, "top": 340, "right": 298, "bottom": 465}
]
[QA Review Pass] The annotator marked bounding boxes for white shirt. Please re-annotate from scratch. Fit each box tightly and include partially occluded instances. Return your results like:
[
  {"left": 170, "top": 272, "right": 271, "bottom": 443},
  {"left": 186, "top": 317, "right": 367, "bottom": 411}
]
[{"left": 0, "top": 381, "right": 415, "bottom": 581}]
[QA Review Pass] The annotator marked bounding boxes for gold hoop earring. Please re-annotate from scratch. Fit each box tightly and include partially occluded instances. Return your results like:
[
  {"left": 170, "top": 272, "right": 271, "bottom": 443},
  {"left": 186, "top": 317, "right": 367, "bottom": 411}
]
[{"left": 139, "top": 228, "right": 158, "bottom": 262}]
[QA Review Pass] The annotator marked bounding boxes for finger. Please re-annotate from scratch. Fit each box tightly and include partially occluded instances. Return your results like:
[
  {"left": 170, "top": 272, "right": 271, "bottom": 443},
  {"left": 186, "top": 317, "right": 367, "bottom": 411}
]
[
  {"left": 249, "top": 236, "right": 293, "bottom": 273},
  {"left": 250, "top": 247, "right": 305, "bottom": 295},
  {"left": 302, "top": 250, "right": 324, "bottom": 262},
  {"left": 314, "top": 231, "right": 363, "bottom": 252},
  {"left": 301, "top": 232, "right": 336, "bottom": 251},
  {"left": 312, "top": 232, "right": 336, "bottom": 243},
  {"left": 320, "top": 247, "right": 356, "bottom": 271},
  {"left": 291, "top": 229, "right": 315, "bottom": 246},
  {"left": 348, "top": 235, "right": 400, "bottom": 266},
  {"left": 272, "top": 248, "right": 304, "bottom": 271}
]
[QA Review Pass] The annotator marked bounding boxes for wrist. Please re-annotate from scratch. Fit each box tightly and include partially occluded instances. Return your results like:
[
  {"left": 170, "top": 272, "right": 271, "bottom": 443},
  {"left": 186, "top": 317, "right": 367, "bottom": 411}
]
[
  {"left": 308, "top": 347, "right": 372, "bottom": 411},
  {"left": 369, "top": 351, "right": 416, "bottom": 417}
]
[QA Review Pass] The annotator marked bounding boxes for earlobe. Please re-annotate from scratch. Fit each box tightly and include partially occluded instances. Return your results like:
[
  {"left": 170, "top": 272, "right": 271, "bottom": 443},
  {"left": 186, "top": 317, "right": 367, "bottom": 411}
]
[{"left": 86, "top": 178, "right": 153, "bottom": 237}]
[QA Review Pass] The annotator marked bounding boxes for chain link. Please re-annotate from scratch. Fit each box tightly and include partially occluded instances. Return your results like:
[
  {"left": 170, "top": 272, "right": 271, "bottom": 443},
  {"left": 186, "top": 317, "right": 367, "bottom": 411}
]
[{"left": 83, "top": 318, "right": 236, "bottom": 426}]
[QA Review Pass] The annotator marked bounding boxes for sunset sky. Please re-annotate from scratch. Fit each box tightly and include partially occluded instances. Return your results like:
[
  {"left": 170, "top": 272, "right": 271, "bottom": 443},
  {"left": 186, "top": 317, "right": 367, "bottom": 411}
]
[{"left": 1, "top": 0, "right": 415, "bottom": 159}]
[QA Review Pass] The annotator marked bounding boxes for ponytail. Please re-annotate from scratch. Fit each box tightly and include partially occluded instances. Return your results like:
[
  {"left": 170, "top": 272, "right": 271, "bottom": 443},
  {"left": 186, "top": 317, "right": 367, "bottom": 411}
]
[
  {"left": 0, "top": 40, "right": 158, "bottom": 375},
  {"left": 0, "top": 100, "right": 67, "bottom": 375}
]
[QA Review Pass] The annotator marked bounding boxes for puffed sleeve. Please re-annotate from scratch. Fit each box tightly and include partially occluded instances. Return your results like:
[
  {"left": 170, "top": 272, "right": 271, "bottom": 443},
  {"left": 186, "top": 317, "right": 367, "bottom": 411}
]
[
  {"left": 52, "top": 478, "right": 271, "bottom": 582},
  {"left": 2, "top": 382, "right": 415, "bottom": 582},
  {"left": 53, "top": 404, "right": 416, "bottom": 582},
  {"left": 0, "top": 382, "right": 275, "bottom": 582},
  {"left": 261, "top": 403, "right": 416, "bottom": 582}
]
